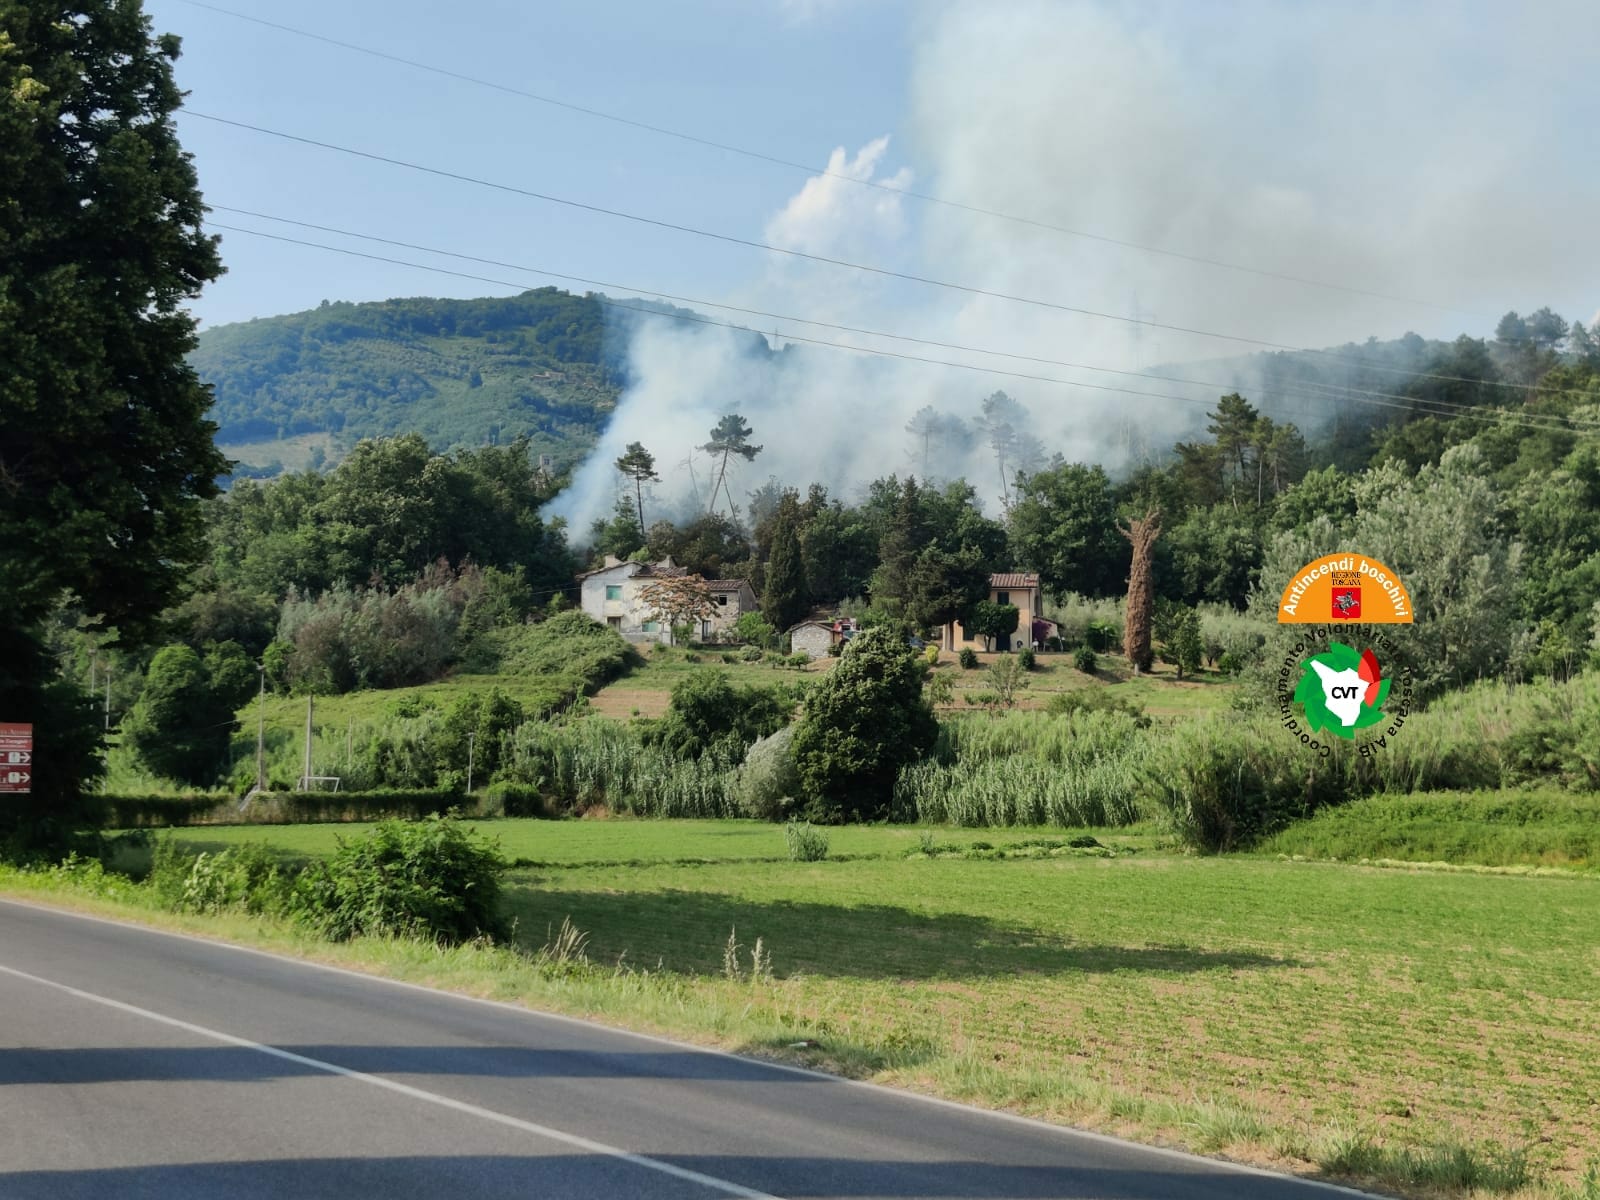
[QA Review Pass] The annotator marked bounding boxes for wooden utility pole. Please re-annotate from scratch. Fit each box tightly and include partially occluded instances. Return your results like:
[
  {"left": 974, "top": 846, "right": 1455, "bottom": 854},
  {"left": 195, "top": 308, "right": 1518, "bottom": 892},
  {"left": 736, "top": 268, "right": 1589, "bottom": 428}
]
[{"left": 466, "top": 731, "right": 476, "bottom": 794}]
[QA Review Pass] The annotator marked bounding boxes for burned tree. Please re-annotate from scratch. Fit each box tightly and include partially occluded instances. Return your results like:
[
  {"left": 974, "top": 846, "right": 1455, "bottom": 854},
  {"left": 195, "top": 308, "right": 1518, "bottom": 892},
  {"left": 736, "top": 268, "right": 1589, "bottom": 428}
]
[{"left": 1118, "top": 510, "right": 1162, "bottom": 674}]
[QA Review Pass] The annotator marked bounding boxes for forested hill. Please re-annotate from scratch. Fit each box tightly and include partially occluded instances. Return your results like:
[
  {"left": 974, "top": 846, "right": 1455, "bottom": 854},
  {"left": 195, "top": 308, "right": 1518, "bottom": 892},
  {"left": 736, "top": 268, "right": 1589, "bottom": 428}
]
[
  {"left": 193, "top": 282, "right": 1575, "bottom": 479},
  {"left": 192, "top": 288, "right": 749, "bottom": 473}
]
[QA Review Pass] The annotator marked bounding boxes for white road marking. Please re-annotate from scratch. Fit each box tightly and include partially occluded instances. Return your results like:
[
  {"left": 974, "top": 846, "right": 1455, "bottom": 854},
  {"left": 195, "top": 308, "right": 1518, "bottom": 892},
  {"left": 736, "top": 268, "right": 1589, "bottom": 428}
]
[{"left": 0, "top": 961, "right": 782, "bottom": 1200}]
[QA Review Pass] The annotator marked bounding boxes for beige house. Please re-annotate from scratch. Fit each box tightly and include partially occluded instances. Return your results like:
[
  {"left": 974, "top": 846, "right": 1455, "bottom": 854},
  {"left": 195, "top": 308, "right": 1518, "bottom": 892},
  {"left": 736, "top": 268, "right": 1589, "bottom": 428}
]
[
  {"left": 704, "top": 579, "right": 759, "bottom": 641},
  {"left": 943, "top": 572, "right": 1057, "bottom": 652}
]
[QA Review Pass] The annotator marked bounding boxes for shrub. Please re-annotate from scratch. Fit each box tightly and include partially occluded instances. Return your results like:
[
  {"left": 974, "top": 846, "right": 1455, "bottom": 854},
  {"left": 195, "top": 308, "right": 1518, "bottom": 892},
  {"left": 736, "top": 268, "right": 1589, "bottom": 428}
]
[
  {"left": 648, "top": 670, "right": 796, "bottom": 760},
  {"left": 149, "top": 838, "right": 294, "bottom": 916},
  {"left": 959, "top": 647, "right": 979, "bottom": 670},
  {"left": 784, "top": 819, "right": 829, "bottom": 861},
  {"left": 1085, "top": 619, "right": 1120, "bottom": 652},
  {"left": 121, "top": 645, "right": 237, "bottom": 786},
  {"left": 792, "top": 626, "right": 937, "bottom": 822},
  {"left": 1017, "top": 647, "right": 1036, "bottom": 671},
  {"left": 1046, "top": 689, "right": 1150, "bottom": 728},
  {"left": 1073, "top": 646, "right": 1097, "bottom": 674},
  {"left": 924, "top": 644, "right": 941, "bottom": 667},
  {"left": 733, "top": 726, "right": 800, "bottom": 820},
  {"left": 732, "top": 611, "right": 778, "bottom": 650},
  {"left": 986, "top": 655, "right": 1028, "bottom": 708},
  {"left": 1217, "top": 651, "right": 1244, "bottom": 675},
  {"left": 292, "top": 815, "right": 508, "bottom": 944},
  {"left": 1137, "top": 718, "right": 1345, "bottom": 852}
]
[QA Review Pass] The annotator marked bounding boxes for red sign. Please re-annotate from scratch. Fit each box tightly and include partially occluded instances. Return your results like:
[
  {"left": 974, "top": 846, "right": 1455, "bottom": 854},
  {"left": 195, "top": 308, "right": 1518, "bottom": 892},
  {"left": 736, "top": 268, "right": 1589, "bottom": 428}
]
[
  {"left": 0, "top": 724, "right": 32, "bottom": 794},
  {"left": 1331, "top": 585, "right": 1362, "bottom": 620}
]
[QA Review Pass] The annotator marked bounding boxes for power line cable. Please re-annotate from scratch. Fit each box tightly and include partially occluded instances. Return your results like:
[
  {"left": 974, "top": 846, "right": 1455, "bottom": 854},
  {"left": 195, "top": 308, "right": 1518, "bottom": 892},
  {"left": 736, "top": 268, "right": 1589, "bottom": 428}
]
[
  {"left": 171, "top": 0, "right": 1491, "bottom": 320},
  {"left": 207, "top": 205, "right": 1597, "bottom": 434},
  {"left": 205, "top": 219, "right": 1593, "bottom": 438},
  {"left": 188, "top": 111, "right": 1587, "bottom": 401}
]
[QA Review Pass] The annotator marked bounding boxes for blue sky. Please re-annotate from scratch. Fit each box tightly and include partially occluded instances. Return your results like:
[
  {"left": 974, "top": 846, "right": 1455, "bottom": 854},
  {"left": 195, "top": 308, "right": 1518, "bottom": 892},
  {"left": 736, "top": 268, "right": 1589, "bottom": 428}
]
[
  {"left": 148, "top": 0, "right": 921, "bottom": 328},
  {"left": 151, "top": 0, "right": 1600, "bottom": 348},
  {"left": 146, "top": 0, "right": 1600, "bottom": 522}
]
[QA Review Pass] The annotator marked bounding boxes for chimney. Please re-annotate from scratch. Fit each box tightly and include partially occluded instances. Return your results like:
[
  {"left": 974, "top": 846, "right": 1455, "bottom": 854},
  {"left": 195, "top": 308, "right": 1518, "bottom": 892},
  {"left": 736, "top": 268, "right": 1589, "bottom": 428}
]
[{"left": 603, "top": 554, "right": 622, "bottom": 569}]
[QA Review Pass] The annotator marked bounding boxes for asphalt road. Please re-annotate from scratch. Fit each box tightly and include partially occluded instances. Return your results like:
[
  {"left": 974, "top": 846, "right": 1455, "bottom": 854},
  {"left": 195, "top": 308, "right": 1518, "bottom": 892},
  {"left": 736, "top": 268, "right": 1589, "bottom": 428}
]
[{"left": 0, "top": 898, "right": 1371, "bottom": 1200}]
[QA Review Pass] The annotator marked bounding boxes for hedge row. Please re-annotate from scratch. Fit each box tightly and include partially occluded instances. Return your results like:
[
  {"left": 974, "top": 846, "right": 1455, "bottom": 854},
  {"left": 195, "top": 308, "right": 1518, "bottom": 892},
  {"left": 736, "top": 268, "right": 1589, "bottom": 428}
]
[{"left": 105, "top": 789, "right": 467, "bottom": 828}]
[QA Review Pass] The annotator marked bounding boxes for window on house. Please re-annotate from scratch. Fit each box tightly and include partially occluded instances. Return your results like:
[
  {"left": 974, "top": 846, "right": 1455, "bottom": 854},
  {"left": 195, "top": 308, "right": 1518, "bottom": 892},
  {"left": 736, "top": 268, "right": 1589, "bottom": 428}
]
[
  {"left": 997, "top": 591, "right": 1009, "bottom": 605},
  {"left": 642, "top": 621, "right": 659, "bottom": 633},
  {"left": 606, "top": 616, "right": 622, "bottom": 629},
  {"left": 716, "top": 595, "right": 728, "bottom": 606},
  {"left": 605, "top": 585, "right": 622, "bottom": 601}
]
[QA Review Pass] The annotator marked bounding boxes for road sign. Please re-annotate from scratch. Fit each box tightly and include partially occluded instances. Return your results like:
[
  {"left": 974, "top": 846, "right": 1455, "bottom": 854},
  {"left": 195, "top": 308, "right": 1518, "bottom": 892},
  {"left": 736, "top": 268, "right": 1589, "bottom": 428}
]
[{"left": 0, "top": 724, "right": 32, "bottom": 794}]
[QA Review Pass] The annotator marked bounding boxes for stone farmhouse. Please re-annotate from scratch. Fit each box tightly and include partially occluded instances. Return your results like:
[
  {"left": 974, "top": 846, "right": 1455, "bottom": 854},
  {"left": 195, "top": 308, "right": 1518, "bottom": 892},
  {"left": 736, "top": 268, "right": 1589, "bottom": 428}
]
[{"left": 578, "top": 556, "right": 756, "bottom": 644}]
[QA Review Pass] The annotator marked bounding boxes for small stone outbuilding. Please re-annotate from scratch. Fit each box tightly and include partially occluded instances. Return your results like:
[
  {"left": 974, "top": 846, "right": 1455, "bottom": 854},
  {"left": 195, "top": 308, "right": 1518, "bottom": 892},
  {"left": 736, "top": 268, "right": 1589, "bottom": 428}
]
[{"left": 788, "top": 620, "right": 835, "bottom": 660}]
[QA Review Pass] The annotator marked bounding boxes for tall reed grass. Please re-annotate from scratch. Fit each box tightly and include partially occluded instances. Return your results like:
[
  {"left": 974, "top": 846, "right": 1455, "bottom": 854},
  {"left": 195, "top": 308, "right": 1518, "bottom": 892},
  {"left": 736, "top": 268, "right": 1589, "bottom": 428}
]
[
  {"left": 502, "top": 720, "right": 737, "bottom": 818},
  {"left": 893, "top": 711, "right": 1150, "bottom": 826}
]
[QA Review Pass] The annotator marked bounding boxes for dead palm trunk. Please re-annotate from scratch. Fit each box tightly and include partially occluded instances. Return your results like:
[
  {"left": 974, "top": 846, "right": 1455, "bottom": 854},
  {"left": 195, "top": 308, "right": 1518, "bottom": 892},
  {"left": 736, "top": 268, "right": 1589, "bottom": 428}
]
[{"left": 1118, "top": 509, "right": 1162, "bottom": 674}]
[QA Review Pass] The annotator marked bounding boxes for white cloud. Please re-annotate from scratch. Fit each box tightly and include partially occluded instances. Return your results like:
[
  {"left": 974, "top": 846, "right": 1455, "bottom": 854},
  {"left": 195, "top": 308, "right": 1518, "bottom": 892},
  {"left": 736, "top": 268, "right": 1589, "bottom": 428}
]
[{"left": 763, "top": 136, "right": 913, "bottom": 260}]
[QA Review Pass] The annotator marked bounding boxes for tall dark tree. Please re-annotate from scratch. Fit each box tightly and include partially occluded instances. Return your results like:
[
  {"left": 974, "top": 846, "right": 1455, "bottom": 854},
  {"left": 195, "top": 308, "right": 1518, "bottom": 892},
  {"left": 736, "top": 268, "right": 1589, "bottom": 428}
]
[
  {"left": 613, "top": 441, "right": 659, "bottom": 534},
  {"left": 2, "top": 1, "right": 225, "bottom": 852},
  {"left": 700, "top": 413, "right": 762, "bottom": 518},
  {"left": 761, "top": 492, "right": 808, "bottom": 634},
  {"left": 871, "top": 476, "right": 927, "bottom": 607}
]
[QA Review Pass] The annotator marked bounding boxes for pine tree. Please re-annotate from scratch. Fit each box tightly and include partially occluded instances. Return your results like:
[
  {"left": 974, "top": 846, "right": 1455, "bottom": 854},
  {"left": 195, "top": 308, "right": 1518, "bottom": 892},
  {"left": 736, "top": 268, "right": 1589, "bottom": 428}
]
[
  {"left": 700, "top": 414, "right": 762, "bottom": 518},
  {"left": 614, "top": 441, "right": 660, "bottom": 532}
]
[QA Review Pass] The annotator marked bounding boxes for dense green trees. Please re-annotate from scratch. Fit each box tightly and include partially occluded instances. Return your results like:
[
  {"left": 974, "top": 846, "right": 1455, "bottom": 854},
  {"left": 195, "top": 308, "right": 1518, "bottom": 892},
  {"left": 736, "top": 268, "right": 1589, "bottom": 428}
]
[
  {"left": 1007, "top": 463, "right": 1123, "bottom": 599},
  {"left": 209, "top": 435, "right": 576, "bottom": 601},
  {"left": 1, "top": 0, "right": 224, "bottom": 850}
]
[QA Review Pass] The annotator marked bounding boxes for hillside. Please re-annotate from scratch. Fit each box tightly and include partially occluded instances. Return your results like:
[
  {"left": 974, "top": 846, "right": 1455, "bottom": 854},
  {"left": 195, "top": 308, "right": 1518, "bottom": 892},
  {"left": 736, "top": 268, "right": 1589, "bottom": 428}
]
[
  {"left": 192, "top": 283, "right": 1528, "bottom": 480},
  {"left": 194, "top": 289, "right": 631, "bottom": 473}
]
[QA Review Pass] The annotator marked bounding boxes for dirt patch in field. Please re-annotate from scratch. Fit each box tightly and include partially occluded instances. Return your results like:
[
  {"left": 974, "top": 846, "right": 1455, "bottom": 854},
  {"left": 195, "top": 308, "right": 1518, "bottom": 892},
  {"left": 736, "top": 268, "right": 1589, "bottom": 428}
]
[{"left": 589, "top": 689, "right": 669, "bottom": 719}]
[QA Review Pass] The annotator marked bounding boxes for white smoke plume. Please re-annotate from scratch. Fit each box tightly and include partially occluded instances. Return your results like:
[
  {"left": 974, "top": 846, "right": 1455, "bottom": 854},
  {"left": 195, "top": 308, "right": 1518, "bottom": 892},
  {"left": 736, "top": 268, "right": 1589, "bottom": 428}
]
[{"left": 548, "top": 0, "right": 1600, "bottom": 539}]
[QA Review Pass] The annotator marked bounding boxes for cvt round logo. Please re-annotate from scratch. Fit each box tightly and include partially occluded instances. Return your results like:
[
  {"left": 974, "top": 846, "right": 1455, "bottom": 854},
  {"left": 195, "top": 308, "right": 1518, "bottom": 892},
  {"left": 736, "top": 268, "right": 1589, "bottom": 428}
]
[{"left": 1294, "top": 642, "right": 1391, "bottom": 739}]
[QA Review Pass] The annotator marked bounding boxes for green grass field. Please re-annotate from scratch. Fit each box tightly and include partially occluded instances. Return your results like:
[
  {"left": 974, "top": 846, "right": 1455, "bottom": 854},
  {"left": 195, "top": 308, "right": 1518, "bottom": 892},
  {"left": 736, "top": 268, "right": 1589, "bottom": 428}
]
[
  {"left": 1259, "top": 789, "right": 1600, "bottom": 870},
  {"left": 120, "top": 816, "right": 1600, "bottom": 1195},
  {"left": 149, "top": 819, "right": 1164, "bottom": 866}
]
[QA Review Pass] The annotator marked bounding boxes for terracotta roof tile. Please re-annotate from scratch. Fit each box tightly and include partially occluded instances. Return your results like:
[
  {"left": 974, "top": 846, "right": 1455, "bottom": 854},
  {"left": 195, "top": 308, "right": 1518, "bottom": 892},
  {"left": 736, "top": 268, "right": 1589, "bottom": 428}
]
[{"left": 989, "top": 572, "right": 1040, "bottom": 589}]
